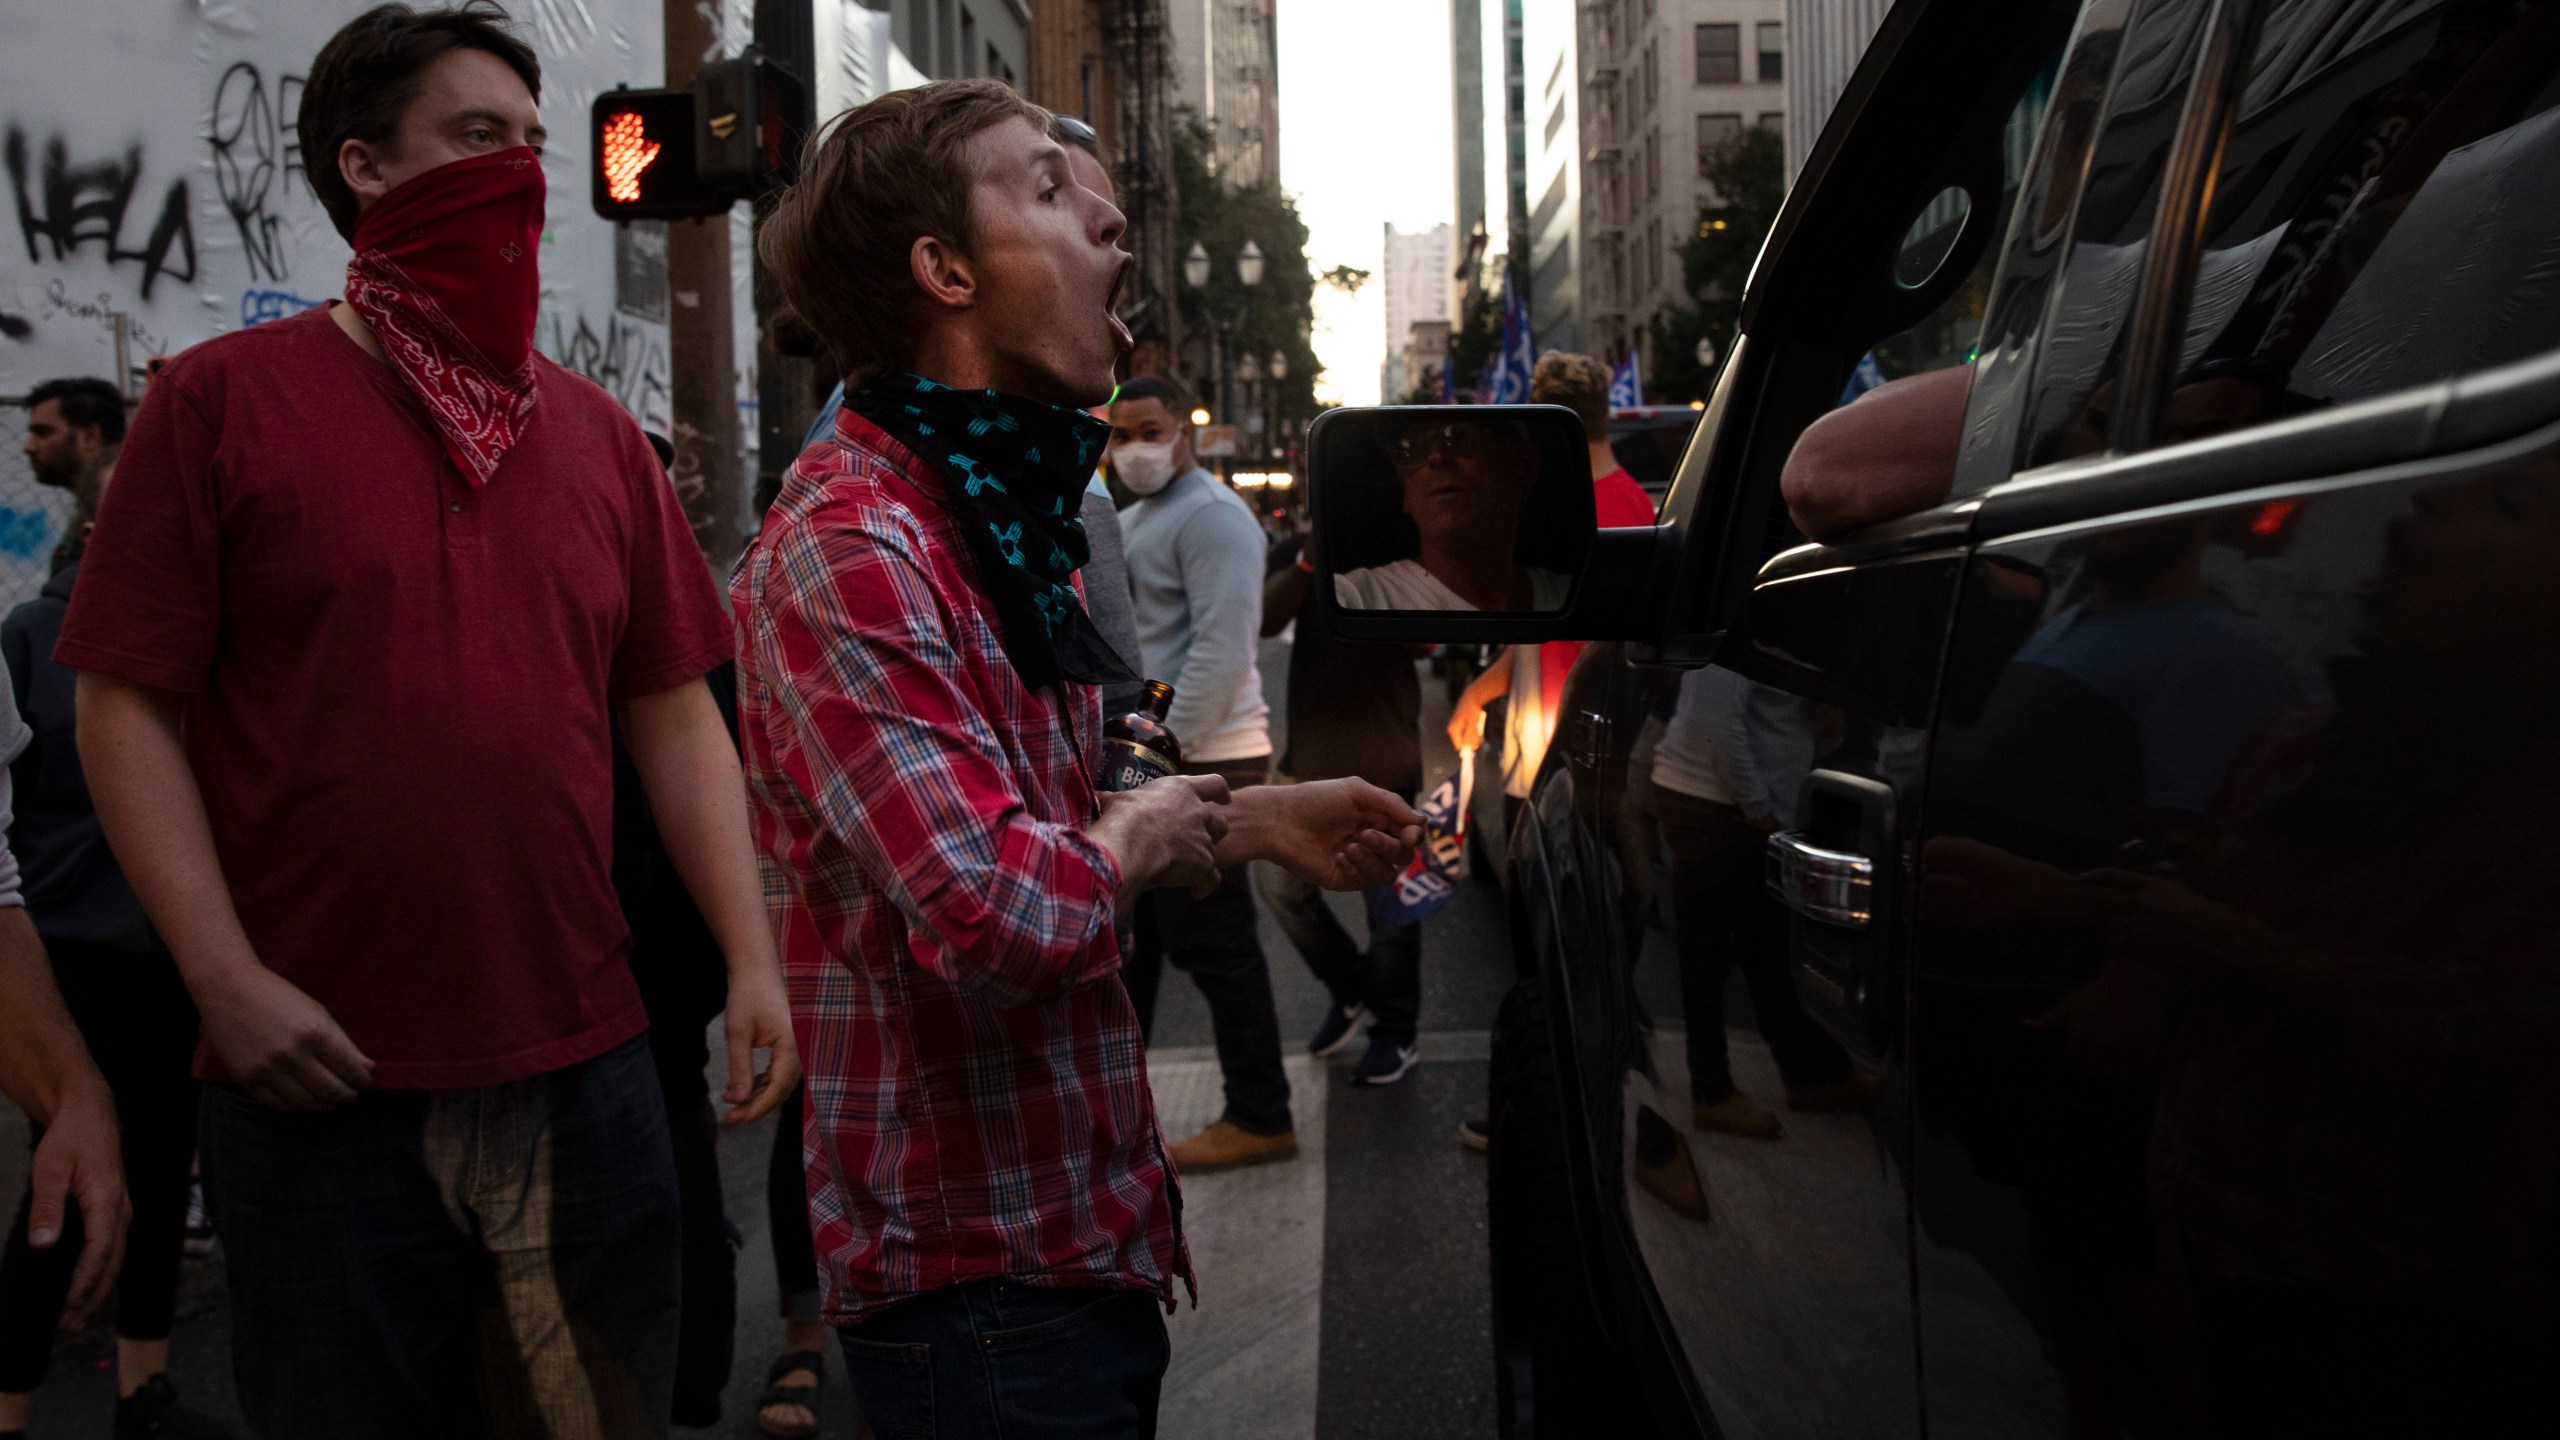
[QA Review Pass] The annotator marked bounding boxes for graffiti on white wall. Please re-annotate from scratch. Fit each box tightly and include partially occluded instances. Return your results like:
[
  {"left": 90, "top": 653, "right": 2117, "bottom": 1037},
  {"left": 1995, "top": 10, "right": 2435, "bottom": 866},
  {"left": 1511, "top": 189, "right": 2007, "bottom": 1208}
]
[{"left": 0, "top": 0, "right": 668, "bottom": 607}]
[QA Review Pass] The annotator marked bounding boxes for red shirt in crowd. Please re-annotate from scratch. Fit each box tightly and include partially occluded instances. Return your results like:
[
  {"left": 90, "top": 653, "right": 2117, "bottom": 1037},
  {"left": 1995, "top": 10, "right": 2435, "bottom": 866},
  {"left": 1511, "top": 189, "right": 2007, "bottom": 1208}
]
[
  {"left": 1531, "top": 467, "right": 1662, "bottom": 719},
  {"left": 56, "top": 304, "right": 731, "bottom": 1088},
  {"left": 731, "top": 410, "right": 1189, "bottom": 1325}
]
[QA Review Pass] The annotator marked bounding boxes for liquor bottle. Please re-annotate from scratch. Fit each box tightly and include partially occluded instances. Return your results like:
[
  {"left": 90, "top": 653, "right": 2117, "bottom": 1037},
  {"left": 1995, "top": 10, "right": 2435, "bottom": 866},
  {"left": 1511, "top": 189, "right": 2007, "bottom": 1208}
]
[{"left": 1099, "top": 680, "right": 1183, "bottom": 792}]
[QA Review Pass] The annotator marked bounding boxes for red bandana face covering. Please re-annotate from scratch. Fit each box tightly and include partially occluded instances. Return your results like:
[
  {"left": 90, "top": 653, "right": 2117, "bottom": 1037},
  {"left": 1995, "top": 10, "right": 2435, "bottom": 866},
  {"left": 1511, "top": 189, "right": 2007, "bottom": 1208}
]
[{"left": 345, "top": 147, "right": 546, "bottom": 486}]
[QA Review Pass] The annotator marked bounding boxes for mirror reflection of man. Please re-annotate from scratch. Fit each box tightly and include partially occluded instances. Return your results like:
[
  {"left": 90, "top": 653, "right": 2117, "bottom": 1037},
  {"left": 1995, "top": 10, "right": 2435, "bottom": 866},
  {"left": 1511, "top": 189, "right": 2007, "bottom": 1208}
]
[
  {"left": 20, "top": 379, "right": 124, "bottom": 493},
  {"left": 1332, "top": 416, "right": 1567, "bottom": 612}
]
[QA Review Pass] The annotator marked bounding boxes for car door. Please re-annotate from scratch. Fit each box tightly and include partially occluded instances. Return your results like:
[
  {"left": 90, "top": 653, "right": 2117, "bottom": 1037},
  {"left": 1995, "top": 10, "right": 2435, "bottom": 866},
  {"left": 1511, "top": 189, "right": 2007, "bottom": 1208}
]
[
  {"left": 1910, "top": 2, "right": 2560, "bottom": 1435},
  {"left": 1566, "top": 3, "right": 2083, "bottom": 1435}
]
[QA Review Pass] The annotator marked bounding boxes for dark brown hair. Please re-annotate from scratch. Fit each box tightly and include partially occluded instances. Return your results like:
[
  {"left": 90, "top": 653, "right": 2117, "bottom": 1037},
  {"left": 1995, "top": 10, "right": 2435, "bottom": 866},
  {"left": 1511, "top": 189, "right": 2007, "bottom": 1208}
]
[
  {"left": 759, "top": 79, "right": 1054, "bottom": 389},
  {"left": 1530, "top": 351, "right": 1614, "bottom": 434},
  {"left": 298, "top": 3, "right": 543, "bottom": 239}
]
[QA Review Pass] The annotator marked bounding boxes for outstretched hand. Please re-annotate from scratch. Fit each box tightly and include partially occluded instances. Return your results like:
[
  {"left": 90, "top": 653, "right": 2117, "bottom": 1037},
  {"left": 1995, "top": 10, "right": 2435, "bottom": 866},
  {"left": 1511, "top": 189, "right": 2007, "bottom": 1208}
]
[{"left": 1221, "top": 779, "right": 1423, "bottom": 892}]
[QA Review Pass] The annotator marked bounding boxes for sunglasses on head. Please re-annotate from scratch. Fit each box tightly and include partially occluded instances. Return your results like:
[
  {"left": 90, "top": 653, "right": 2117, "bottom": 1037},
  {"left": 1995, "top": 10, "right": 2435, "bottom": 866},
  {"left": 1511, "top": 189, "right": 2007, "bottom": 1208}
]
[{"left": 1390, "top": 422, "right": 1511, "bottom": 470}]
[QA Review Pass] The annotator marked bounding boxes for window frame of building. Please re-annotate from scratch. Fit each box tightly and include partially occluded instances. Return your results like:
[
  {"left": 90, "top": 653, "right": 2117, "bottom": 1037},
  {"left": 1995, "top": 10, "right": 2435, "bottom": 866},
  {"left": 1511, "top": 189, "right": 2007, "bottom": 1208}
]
[
  {"left": 1696, "top": 112, "right": 1741, "bottom": 175},
  {"left": 1695, "top": 23, "right": 1740, "bottom": 85},
  {"left": 1757, "top": 21, "right": 1783, "bottom": 83}
]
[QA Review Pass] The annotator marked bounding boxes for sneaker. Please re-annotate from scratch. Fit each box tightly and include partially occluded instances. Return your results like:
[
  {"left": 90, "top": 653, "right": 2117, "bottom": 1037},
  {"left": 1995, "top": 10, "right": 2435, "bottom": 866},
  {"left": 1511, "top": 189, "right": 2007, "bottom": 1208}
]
[
  {"left": 114, "top": 1374, "right": 237, "bottom": 1440},
  {"left": 1169, "top": 1119, "right": 1299, "bottom": 1173},
  {"left": 1693, "top": 1092, "right": 1783, "bottom": 1140},
  {"left": 1458, "top": 1116, "right": 1490, "bottom": 1151},
  {"left": 182, "top": 1180, "right": 214, "bottom": 1258},
  {"left": 1308, "top": 1003, "right": 1365, "bottom": 1057},
  {"left": 1785, "top": 1068, "right": 1885, "bottom": 1114},
  {"left": 1349, "top": 1032, "right": 1418, "bottom": 1086}
]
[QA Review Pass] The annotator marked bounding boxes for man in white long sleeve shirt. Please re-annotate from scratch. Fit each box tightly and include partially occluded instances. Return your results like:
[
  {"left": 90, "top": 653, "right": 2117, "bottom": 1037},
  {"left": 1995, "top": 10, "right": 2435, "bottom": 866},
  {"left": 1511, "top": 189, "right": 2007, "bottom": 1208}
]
[{"left": 1108, "top": 375, "right": 1295, "bottom": 1173}]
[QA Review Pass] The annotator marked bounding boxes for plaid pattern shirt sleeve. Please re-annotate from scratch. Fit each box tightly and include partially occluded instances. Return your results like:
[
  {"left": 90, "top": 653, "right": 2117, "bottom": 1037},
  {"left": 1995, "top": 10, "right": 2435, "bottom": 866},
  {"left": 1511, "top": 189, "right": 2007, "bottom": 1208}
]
[
  {"left": 733, "top": 421, "right": 1187, "bottom": 1325},
  {"left": 747, "top": 510, "right": 1125, "bottom": 1003}
]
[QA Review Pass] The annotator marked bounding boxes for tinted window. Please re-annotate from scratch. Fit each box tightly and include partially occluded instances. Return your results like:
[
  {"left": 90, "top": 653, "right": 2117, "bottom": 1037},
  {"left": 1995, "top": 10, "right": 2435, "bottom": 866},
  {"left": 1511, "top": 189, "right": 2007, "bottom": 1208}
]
[
  {"left": 2017, "top": 0, "right": 2224, "bottom": 468},
  {"left": 2160, "top": 0, "right": 2560, "bottom": 444}
]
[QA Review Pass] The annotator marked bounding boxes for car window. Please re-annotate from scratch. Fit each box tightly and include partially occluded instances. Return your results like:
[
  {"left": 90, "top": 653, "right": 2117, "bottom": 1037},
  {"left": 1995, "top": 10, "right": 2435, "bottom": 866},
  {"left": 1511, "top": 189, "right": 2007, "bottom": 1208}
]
[
  {"left": 1760, "top": 40, "right": 2063, "bottom": 546},
  {"left": 2150, "top": 0, "right": 2560, "bottom": 445},
  {"left": 2015, "top": 0, "right": 2223, "bottom": 467}
]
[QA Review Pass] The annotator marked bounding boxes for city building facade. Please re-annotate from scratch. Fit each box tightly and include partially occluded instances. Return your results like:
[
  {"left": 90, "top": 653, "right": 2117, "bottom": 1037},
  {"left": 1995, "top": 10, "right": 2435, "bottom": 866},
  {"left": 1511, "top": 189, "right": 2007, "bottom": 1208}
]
[
  {"left": 890, "top": 0, "right": 1030, "bottom": 84},
  {"left": 1521, "top": 0, "right": 1584, "bottom": 351},
  {"left": 1454, "top": 0, "right": 1530, "bottom": 311},
  {"left": 1167, "top": 0, "right": 1282, "bottom": 186},
  {"left": 1781, "top": 0, "right": 1893, "bottom": 177},
  {"left": 1382, "top": 223, "right": 1456, "bottom": 401},
  {"left": 1029, "top": 1, "right": 1184, "bottom": 378},
  {"left": 1576, "top": 0, "right": 1786, "bottom": 376}
]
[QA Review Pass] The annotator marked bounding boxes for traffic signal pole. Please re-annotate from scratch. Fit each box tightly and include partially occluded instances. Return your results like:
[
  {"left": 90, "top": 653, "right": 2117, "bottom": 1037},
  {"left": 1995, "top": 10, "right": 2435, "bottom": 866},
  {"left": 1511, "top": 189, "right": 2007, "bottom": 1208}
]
[
  {"left": 752, "top": 0, "right": 818, "bottom": 518},
  {"left": 664, "top": 0, "right": 744, "bottom": 570}
]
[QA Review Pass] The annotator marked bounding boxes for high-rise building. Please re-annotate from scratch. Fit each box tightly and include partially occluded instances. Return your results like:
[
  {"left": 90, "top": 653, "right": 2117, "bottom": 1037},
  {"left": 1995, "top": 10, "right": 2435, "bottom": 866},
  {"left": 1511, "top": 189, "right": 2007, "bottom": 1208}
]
[
  {"left": 1782, "top": 0, "right": 1893, "bottom": 178},
  {"left": 1167, "top": 0, "right": 1282, "bottom": 186},
  {"left": 1456, "top": 0, "right": 1530, "bottom": 297},
  {"left": 1521, "top": 0, "right": 1582, "bottom": 352},
  {"left": 1382, "top": 223, "right": 1455, "bottom": 399},
  {"left": 1576, "top": 0, "right": 1786, "bottom": 374}
]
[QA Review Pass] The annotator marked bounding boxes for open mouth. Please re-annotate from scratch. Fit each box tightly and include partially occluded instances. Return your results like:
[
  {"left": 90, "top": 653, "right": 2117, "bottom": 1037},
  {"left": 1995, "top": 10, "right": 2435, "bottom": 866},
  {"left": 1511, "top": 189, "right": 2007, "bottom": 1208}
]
[{"left": 1105, "top": 259, "right": 1133, "bottom": 354}]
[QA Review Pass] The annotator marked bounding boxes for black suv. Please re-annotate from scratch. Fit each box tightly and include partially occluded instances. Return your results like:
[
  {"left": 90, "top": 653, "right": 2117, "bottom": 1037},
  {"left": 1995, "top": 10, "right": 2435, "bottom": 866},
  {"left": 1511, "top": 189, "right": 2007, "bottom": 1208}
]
[{"left": 1307, "top": 1, "right": 2560, "bottom": 1436}]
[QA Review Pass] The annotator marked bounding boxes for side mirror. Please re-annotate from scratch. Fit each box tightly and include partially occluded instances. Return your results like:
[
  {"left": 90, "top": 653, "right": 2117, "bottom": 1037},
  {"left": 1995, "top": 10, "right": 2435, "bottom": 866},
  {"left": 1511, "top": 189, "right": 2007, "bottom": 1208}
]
[{"left": 1307, "top": 405, "right": 1670, "bottom": 643}]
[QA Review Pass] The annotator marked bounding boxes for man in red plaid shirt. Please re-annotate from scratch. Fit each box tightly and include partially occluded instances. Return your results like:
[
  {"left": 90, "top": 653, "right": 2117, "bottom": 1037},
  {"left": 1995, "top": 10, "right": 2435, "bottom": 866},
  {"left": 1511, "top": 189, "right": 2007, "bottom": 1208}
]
[{"left": 736, "top": 81, "right": 1420, "bottom": 1439}]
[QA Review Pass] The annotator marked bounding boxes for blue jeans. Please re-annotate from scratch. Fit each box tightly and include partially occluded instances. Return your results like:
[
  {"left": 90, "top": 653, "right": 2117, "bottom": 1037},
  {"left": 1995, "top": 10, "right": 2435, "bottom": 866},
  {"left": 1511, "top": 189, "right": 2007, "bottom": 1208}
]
[
  {"left": 838, "top": 1279, "right": 1171, "bottom": 1440},
  {"left": 202, "top": 1032, "right": 681, "bottom": 1439}
]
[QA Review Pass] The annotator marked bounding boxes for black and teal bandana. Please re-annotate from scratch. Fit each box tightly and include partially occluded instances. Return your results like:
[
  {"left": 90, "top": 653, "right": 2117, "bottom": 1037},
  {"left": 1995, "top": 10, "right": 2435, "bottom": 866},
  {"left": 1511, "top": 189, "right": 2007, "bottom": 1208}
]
[{"left": 847, "top": 374, "right": 1139, "bottom": 691}]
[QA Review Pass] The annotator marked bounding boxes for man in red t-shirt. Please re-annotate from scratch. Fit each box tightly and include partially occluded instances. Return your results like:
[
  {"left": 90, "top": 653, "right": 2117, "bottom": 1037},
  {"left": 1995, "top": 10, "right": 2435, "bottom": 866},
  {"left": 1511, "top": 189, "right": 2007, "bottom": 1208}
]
[
  {"left": 58, "top": 9, "right": 797, "bottom": 1436},
  {"left": 1448, "top": 350, "right": 1661, "bottom": 794}
]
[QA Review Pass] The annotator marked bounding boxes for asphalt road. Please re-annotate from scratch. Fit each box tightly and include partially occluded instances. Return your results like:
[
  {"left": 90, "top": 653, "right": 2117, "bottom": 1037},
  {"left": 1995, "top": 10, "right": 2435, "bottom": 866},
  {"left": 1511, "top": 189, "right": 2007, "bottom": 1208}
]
[{"left": 1, "top": 638, "right": 1515, "bottom": 1439}]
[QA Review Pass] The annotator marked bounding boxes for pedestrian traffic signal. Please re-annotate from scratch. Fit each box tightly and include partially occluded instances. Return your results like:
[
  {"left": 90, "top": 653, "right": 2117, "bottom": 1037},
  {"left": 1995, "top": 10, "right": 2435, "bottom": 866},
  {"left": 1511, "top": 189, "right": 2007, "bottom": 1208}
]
[
  {"left": 588, "top": 49, "right": 810, "bottom": 222},
  {"left": 694, "top": 53, "right": 808, "bottom": 198},
  {"left": 590, "top": 88, "right": 715, "bottom": 220}
]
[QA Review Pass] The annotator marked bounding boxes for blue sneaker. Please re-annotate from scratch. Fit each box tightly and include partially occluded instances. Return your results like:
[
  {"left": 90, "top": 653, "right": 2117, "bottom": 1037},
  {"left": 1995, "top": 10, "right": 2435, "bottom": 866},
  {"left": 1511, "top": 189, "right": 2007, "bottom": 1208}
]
[
  {"left": 1309, "top": 1004, "right": 1365, "bottom": 1057},
  {"left": 1350, "top": 1032, "right": 1419, "bottom": 1086}
]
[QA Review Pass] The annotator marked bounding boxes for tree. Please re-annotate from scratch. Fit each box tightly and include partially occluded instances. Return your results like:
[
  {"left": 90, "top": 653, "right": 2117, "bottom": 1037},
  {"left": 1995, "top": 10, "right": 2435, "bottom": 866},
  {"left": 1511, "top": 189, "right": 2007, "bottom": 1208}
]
[
  {"left": 1170, "top": 109, "right": 1322, "bottom": 432},
  {"left": 1647, "top": 124, "right": 1786, "bottom": 404}
]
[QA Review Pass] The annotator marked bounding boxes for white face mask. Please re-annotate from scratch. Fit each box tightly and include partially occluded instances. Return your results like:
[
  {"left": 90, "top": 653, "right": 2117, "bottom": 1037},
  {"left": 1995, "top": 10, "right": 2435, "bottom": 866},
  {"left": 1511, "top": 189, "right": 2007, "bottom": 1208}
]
[{"left": 1112, "top": 439, "right": 1181, "bottom": 497}]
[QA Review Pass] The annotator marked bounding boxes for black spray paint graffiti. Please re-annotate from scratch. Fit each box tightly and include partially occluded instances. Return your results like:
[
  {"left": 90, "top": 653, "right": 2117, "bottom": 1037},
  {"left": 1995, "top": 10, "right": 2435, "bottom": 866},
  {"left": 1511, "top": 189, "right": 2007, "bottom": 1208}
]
[
  {"left": 209, "top": 63, "right": 308, "bottom": 284},
  {"left": 549, "top": 311, "right": 672, "bottom": 433},
  {"left": 5, "top": 125, "right": 197, "bottom": 301}
]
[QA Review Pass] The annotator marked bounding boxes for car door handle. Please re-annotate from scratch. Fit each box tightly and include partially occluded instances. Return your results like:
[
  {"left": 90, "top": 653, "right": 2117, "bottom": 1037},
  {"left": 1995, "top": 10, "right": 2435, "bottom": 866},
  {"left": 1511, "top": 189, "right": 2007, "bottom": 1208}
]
[{"left": 1766, "top": 830, "right": 1876, "bottom": 929}]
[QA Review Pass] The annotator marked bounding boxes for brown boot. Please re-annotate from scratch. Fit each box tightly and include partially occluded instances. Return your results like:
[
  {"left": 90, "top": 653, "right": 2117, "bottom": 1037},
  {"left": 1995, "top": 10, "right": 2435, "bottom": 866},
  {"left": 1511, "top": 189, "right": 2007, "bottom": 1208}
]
[
  {"left": 1169, "top": 1119, "right": 1300, "bottom": 1174},
  {"left": 1692, "top": 1092, "right": 1782, "bottom": 1140},
  {"left": 1633, "top": 1131, "right": 1713, "bottom": 1222},
  {"left": 1786, "top": 1068, "right": 1885, "bottom": 1114}
]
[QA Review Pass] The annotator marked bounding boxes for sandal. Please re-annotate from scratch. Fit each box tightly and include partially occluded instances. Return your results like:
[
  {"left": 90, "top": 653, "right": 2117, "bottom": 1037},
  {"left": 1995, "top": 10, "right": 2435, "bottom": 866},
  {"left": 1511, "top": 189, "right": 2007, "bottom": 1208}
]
[{"left": 755, "top": 1348, "right": 826, "bottom": 1439}]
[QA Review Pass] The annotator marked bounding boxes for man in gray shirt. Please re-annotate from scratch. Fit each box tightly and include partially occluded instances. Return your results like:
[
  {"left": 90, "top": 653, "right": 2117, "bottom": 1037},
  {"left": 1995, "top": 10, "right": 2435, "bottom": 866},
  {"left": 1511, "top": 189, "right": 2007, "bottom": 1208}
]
[{"left": 1107, "top": 375, "right": 1295, "bottom": 1174}]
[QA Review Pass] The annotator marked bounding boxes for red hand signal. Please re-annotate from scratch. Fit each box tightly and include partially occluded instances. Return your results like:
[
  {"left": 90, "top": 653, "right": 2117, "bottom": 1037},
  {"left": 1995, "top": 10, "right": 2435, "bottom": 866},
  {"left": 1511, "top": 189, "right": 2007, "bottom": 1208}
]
[{"left": 601, "top": 110, "right": 661, "bottom": 204}]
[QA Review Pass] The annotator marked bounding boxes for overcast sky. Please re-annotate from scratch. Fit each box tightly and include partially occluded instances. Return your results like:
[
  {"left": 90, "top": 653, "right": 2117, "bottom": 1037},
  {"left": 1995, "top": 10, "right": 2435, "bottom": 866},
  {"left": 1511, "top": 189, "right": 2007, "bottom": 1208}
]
[{"left": 1276, "top": 0, "right": 1458, "bottom": 407}]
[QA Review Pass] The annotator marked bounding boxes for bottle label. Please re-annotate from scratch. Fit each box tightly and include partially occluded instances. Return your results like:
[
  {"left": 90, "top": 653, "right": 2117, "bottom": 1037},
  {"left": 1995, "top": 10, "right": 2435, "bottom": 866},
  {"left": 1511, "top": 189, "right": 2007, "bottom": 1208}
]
[{"left": 1097, "top": 738, "right": 1178, "bottom": 792}]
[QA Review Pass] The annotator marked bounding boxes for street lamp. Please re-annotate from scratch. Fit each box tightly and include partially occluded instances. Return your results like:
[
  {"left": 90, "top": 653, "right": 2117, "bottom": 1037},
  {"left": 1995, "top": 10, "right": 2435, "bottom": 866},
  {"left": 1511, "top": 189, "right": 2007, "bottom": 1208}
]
[
  {"left": 1237, "top": 239, "right": 1265, "bottom": 289},
  {"left": 1183, "top": 242, "right": 1211, "bottom": 292}
]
